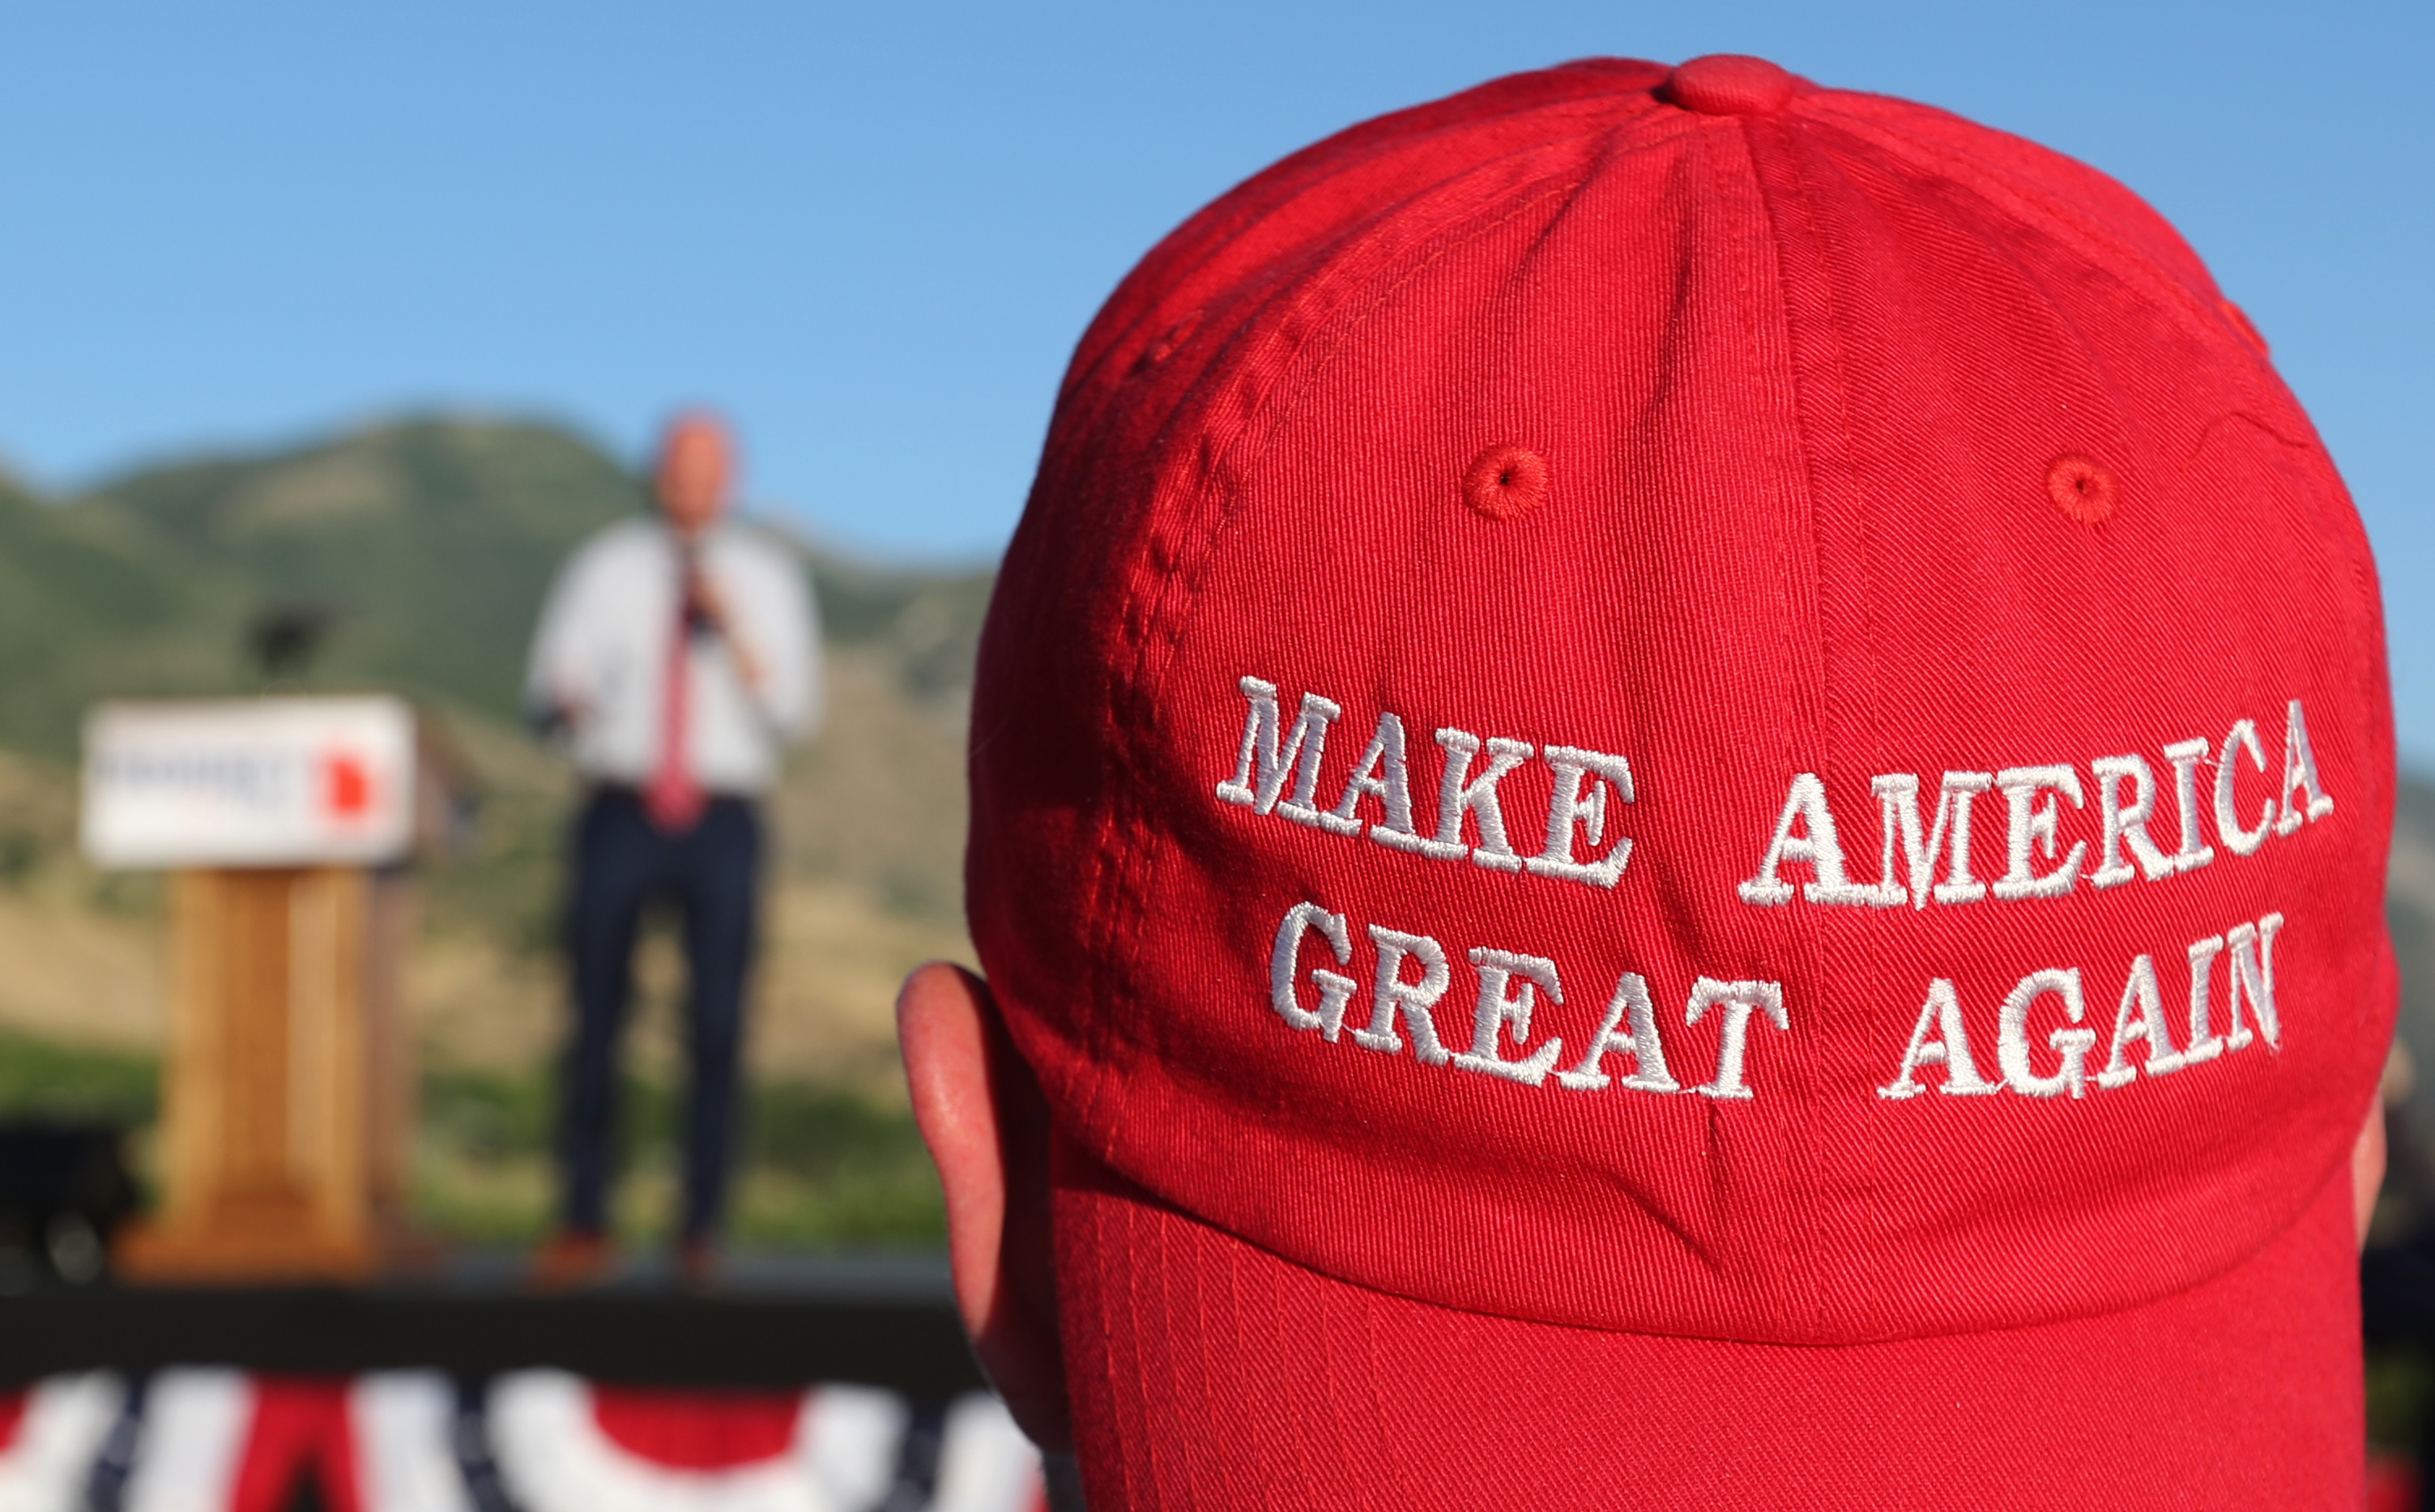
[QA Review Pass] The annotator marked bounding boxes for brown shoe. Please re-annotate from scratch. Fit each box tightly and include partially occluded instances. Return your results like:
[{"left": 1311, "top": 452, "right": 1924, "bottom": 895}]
[
  {"left": 676, "top": 1235, "right": 721, "bottom": 1292},
  {"left": 527, "top": 1229, "right": 614, "bottom": 1293}
]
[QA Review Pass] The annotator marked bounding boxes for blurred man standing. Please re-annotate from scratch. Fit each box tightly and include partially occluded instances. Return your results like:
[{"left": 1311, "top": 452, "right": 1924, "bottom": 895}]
[{"left": 524, "top": 412, "right": 820, "bottom": 1287}]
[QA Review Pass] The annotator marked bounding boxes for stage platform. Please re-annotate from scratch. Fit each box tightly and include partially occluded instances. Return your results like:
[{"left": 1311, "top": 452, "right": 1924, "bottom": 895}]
[{"left": 0, "top": 1253, "right": 981, "bottom": 1392}]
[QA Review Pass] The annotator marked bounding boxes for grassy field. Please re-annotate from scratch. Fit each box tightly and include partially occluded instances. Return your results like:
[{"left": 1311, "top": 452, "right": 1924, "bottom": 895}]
[
  {"left": 417, "top": 1064, "right": 945, "bottom": 1247},
  {"left": 0, "top": 1027, "right": 945, "bottom": 1251}
]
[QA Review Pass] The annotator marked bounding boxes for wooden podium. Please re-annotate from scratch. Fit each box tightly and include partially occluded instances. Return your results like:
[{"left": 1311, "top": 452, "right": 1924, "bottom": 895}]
[
  {"left": 83, "top": 697, "right": 464, "bottom": 1284},
  {"left": 115, "top": 867, "right": 420, "bottom": 1280}
]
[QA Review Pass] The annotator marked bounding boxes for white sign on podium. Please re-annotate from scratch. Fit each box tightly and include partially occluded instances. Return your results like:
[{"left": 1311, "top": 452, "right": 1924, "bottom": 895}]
[{"left": 82, "top": 696, "right": 418, "bottom": 869}]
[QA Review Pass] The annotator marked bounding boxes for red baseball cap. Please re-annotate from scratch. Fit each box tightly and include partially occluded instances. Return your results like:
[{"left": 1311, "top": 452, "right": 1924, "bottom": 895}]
[{"left": 969, "top": 53, "right": 2394, "bottom": 1508}]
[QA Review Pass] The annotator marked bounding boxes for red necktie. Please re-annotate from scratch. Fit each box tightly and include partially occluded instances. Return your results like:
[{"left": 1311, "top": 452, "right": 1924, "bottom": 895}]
[{"left": 644, "top": 550, "right": 708, "bottom": 834}]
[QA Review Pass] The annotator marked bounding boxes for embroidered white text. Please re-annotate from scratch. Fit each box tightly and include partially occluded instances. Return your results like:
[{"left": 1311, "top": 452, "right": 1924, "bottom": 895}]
[
  {"left": 1739, "top": 701, "right": 2333, "bottom": 909},
  {"left": 1218, "top": 676, "right": 1637, "bottom": 889},
  {"left": 1269, "top": 899, "right": 1785, "bottom": 1099},
  {"left": 1878, "top": 909, "right": 2286, "bottom": 1101}
]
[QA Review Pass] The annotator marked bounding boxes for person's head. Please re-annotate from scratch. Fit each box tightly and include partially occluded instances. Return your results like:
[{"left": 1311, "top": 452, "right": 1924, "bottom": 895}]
[
  {"left": 908, "top": 54, "right": 2396, "bottom": 1509},
  {"left": 655, "top": 411, "right": 735, "bottom": 538}
]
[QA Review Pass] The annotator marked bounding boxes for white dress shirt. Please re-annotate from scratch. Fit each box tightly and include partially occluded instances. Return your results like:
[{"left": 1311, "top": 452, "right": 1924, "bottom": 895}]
[{"left": 525, "top": 517, "right": 821, "bottom": 795}]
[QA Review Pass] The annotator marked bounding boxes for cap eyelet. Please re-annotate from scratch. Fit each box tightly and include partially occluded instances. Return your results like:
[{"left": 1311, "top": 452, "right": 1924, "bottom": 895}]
[
  {"left": 1463, "top": 445, "right": 1549, "bottom": 522},
  {"left": 2045, "top": 453, "right": 2118, "bottom": 524}
]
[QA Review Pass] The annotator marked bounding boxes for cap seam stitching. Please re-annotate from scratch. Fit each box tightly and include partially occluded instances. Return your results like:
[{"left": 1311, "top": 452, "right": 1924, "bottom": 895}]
[
  {"left": 1704, "top": 109, "right": 1835, "bottom": 1342},
  {"left": 1079, "top": 137, "right": 1690, "bottom": 1295},
  {"left": 1797, "top": 99, "right": 2285, "bottom": 387},
  {"left": 1064, "top": 92, "right": 1674, "bottom": 412},
  {"left": 1748, "top": 113, "right": 1888, "bottom": 1340}
]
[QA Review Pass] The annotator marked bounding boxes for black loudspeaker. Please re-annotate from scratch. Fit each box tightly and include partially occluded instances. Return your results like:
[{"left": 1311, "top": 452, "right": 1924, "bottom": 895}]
[{"left": 0, "top": 1124, "right": 135, "bottom": 1287}]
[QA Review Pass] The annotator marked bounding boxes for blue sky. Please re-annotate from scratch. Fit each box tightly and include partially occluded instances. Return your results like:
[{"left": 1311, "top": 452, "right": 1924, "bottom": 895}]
[{"left": 4, "top": 2, "right": 2431, "bottom": 747}]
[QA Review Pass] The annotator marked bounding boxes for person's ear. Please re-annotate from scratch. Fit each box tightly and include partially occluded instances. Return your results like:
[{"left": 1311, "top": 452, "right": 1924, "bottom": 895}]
[
  {"left": 898, "top": 962, "right": 1071, "bottom": 1451},
  {"left": 2354, "top": 1089, "right": 2387, "bottom": 1252}
]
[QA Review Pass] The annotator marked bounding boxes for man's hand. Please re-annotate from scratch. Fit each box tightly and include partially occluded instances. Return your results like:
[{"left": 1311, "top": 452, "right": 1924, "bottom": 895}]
[
  {"left": 689, "top": 564, "right": 767, "bottom": 693},
  {"left": 539, "top": 681, "right": 592, "bottom": 739}
]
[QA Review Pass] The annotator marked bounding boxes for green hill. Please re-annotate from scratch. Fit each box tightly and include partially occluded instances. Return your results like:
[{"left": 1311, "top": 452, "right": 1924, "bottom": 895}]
[
  {"left": 69, "top": 420, "right": 646, "bottom": 728},
  {"left": 0, "top": 465, "right": 232, "bottom": 755},
  {"left": 0, "top": 416, "right": 991, "bottom": 753},
  {"left": 0, "top": 415, "right": 994, "bottom": 968}
]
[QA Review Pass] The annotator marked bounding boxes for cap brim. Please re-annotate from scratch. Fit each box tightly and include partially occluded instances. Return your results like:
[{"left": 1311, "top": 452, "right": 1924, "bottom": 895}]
[{"left": 1052, "top": 1150, "right": 2364, "bottom": 1510}]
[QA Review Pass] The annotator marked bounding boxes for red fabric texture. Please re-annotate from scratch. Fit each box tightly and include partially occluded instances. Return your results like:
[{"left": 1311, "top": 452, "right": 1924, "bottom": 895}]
[
  {"left": 230, "top": 1378, "right": 356, "bottom": 1512},
  {"left": 970, "top": 52, "right": 2394, "bottom": 1505},
  {"left": 0, "top": 1391, "right": 23, "bottom": 1454},
  {"left": 1057, "top": 1150, "right": 2365, "bottom": 1510},
  {"left": 589, "top": 1384, "right": 803, "bottom": 1470}
]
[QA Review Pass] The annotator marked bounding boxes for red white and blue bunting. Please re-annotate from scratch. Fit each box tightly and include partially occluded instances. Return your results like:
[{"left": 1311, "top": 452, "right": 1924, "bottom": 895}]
[{"left": 0, "top": 1372, "right": 1044, "bottom": 1512}]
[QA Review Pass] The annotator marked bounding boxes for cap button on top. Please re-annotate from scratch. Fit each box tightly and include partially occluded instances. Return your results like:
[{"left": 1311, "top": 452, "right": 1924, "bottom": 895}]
[{"left": 1666, "top": 54, "right": 1797, "bottom": 117}]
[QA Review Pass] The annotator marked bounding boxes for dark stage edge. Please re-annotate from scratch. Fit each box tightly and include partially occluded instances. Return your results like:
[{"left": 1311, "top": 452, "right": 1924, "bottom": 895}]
[{"left": 0, "top": 1253, "right": 984, "bottom": 1393}]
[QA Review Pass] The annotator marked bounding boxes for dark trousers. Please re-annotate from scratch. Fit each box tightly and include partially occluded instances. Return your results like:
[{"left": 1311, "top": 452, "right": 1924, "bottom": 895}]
[{"left": 558, "top": 788, "right": 762, "bottom": 1241}]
